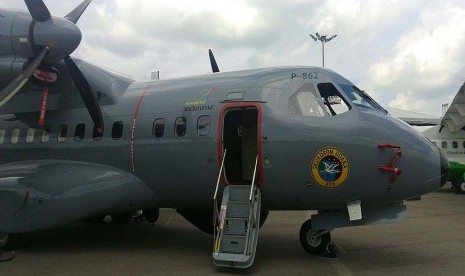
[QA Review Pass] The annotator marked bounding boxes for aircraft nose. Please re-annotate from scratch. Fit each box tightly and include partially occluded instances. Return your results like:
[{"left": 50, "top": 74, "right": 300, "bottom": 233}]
[{"left": 440, "top": 151, "right": 449, "bottom": 187}]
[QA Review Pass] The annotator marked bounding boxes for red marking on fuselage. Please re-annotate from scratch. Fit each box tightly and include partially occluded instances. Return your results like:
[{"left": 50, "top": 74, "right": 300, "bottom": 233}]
[
  {"left": 38, "top": 86, "right": 49, "bottom": 126},
  {"left": 130, "top": 85, "right": 151, "bottom": 174}
]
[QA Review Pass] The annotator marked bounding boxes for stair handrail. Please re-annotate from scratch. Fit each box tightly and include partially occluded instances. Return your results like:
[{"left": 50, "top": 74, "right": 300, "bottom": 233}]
[
  {"left": 213, "top": 150, "right": 227, "bottom": 254},
  {"left": 249, "top": 155, "right": 259, "bottom": 201},
  {"left": 214, "top": 149, "right": 227, "bottom": 201},
  {"left": 244, "top": 154, "right": 259, "bottom": 256},
  {"left": 243, "top": 204, "right": 254, "bottom": 256}
]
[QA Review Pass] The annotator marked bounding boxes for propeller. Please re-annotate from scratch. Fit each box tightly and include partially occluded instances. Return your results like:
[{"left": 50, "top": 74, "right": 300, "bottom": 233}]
[
  {"left": 209, "top": 49, "right": 220, "bottom": 73},
  {"left": 64, "top": 0, "right": 92, "bottom": 24},
  {"left": 64, "top": 56, "right": 104, "bottom": 133},
  {"left": 25, "top": 0, "right": 51, "bottom": 22},
  {"left": 0, "top": 46, "right": 48, "bottom": 107},
  {"left": 0, "top": 0, "right": 104, "bottom": 133}
]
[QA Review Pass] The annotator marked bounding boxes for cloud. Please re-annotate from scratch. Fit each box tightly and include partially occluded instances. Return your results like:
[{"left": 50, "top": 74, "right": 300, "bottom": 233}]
[
  {"left": 362, "top": 1, "right": 465, "bottom": 115},
  {"left": 2, "top": 0, "right": 465, "bottom": 116},
  {"left": 389, "top": 91, "right": 429, "bottom": 111}
]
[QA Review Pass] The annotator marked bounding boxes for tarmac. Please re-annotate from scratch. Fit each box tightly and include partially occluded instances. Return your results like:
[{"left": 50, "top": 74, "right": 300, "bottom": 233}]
[{"left": 0, "top": 184, "right": 464, "bottom": 275}]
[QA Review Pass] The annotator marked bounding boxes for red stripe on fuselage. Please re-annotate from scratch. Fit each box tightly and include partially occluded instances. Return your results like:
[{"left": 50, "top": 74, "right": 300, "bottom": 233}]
[
  {"left": 38, "top": 86, "right": 49, "bottom": 126},
  {"left": 130, "top": 85, "right": 150, "bottom": 174}
]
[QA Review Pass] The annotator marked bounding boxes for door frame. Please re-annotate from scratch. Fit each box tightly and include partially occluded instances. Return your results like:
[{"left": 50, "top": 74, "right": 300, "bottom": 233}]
[{"left": 217, "top": 102, "right": 263, "bottom": 188}]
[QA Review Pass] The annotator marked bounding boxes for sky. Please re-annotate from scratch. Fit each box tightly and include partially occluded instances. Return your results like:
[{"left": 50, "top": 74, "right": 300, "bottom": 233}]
[{"left": 3, "top": 0, "right": 465, "bottom": 117}]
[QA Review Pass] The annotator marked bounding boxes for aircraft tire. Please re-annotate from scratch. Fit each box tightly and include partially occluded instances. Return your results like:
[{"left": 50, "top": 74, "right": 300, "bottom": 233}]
[
  {"left": 299, "top": 219, "right": 331, "bottom": 254},
  {"left": 0, "top": 233, "right": 23, "bottom": 251},
  {"left": 143, "top": 208, "right": 159, "bottom": 223},
  {"left": 259, "top": 210, "right": 269, "bottom": 228},
  {"left": 459, "top": 181, "right": 465, "bottom": 194},
  {"left": 111, "top": 213, "right": 133, "bottom": 224}
]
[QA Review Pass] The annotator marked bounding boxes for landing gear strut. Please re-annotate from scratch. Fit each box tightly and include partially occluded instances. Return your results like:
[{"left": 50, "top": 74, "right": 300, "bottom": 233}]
[
  {"left": 0, "top": 232, "right": 8, "bottom": 248},
  {"left": 299, "top": 219, "right": 331, "bottom": 254}
]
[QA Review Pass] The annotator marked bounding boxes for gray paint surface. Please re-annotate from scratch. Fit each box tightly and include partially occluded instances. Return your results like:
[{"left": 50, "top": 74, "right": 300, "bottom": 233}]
[{"left": 0, "top": 65, "right": 446, "bottom": 233}]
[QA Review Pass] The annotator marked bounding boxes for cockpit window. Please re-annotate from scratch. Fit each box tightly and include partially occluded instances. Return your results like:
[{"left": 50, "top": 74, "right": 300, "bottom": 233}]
[
  {"left": 316, "top": 83, "right": 351, "bottom": 116},
  {"left": 289, "top": 84, "right": 326, "bottom": 117},
  {"left": 338, "top": 84, "right": 385, "bottom": 112}
]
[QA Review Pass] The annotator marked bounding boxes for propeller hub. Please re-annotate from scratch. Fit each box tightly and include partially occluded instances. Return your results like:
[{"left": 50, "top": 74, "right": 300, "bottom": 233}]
[{"left": 32, "top": 17, "right": 82, "bottom": 62}]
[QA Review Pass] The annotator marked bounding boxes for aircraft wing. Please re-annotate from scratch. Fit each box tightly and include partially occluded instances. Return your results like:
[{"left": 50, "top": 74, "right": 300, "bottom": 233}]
[
  {"left": 441, "top": 82, "right": 465, "bottom": 133},
  {"left": 0, "top": 160, "right": 157, "bottom": 233},
  {"left": 387, "top": 107, "right": 441, "bottom": 126}
]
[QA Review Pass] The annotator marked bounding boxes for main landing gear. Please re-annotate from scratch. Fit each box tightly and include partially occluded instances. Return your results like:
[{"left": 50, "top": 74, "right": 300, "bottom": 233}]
[
  {"left": 0, "top": 232, "right": 22, "bottom": 251},
  {"left": 299, "top": 219, "right": 331, "bottom": 254},
  {"left": 455, "top": 179, "right": 465, "bottom": 194},
  {"left": 111, "top": 208, "right": 160, "bottom": 224}
]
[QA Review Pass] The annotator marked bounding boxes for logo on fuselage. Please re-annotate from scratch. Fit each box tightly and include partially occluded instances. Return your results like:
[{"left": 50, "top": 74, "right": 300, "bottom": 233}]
[
  {"left": 184, "top": 87, "right": 218, "bottom": 111},
  {"left": 311, "top": 147, "right": 349, "bottom": 189}
]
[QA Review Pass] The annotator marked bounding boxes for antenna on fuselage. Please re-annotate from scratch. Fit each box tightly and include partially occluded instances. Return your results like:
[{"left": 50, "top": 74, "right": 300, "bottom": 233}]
[
  {"left": 442, "top": 103, "right": 449, "bottom": 116},
  {"left": 151, "top": 71, "right": 160, "bottom": 80},
  {"left": 209, "top": 49, "right": 220, "bottom": 73}
]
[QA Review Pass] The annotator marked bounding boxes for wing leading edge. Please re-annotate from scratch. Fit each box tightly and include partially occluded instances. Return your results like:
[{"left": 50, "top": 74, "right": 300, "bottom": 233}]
[{"left": 388, "top": 107, "right": 441, "bottom": 126}]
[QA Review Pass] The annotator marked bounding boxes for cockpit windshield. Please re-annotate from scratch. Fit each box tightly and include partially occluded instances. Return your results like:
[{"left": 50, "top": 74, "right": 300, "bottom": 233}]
[{"left": 338, "top": 84, "right": 386, "bottom": 112}]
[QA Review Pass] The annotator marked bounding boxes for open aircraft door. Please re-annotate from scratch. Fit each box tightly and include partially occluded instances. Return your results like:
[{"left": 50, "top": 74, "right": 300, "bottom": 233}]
[{"left": 218, "top": 102, "right": 263, "bottom": 187}]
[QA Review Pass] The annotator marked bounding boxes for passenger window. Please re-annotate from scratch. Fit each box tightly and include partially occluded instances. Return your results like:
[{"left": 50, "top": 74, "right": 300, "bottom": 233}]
[
  {"left": 112, "top": 121, "right": 123, "bottom": 139},
  {"left": 197, "top": 116, "right": 211, "bottom": 136},
  {"left": 153, "top": 118, "right": 165, "bottom": 138},
  {"left": 58, "top": 125, "right": 68, "bottom": 142},
  {"left": 317, "top": 83, "right": 351, "bottom": 115},
  {"left": 0, "top": 129, "right": 5, "bottom": 144},
  {"left": 75, "top": 124, "right": 85, "bottom": 141},
  {"left": 453, "top": 141, "right": 458, "bottom": 149},
  {"left": 41, "top": 126, "right": 50, "bottom": 143},
  {"left": 175, "top": 117, "right": 187, "bottom": 137},
  {"left": 463, "top": 141, "right": 465, "bottom": 148},
  {"left": 93, "top": 125, "right": 103, "bottom": 140},
  {"left": 289, "top": 84, "right": 326, "bottom": 117},
  {"left": 26, "top": 128, "right": 35, "bottom": 144},
  {"left": 442, "top": 141, "right": 447, "bottom": 149},
  {"left": 11, "top": 128, "right": 20, "bottom": 144}
]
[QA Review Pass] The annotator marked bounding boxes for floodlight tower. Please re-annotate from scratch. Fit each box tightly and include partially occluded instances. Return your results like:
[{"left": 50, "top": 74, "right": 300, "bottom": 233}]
[{"left": 309, "top": 33, "right": 337, "bottom": 67}]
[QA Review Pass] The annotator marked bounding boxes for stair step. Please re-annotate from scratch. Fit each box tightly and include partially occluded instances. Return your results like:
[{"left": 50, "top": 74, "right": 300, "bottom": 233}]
[
  {"left": 213, "top": 184, "right": 261, "bottom": 268},
  {"left": 220, "top": 235, "right": 247, "bottom": 253},
  {"left": 229, "top": 185, "right": 252, "bottom": 202},
  {"left": 227, "top": 201, "right": 249, "bottom": 218},
  {"left": 224, "top": 218, "right": 248, "bottom": 236}
]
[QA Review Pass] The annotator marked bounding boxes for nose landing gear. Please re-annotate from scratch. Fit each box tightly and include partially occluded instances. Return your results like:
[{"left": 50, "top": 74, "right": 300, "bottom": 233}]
[{"left": 299, "top": 219, "right": 331, "bottom": 254}]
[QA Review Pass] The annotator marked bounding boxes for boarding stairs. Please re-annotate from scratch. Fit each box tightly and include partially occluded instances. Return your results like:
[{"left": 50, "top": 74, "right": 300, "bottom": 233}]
[{"left": 212, "top": 150, "right": 261, "bottom": 268}]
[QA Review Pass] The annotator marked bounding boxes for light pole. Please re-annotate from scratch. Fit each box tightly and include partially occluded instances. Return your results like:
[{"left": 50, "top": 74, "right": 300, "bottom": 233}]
[{"left": 309, "top": 33, "right": 337, "bottom": 67}]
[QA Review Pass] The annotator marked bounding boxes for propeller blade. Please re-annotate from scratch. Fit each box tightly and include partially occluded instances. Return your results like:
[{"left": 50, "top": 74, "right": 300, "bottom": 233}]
[
  {"left": 64, "top": 56, "right": 104, "bottom": 133},
  {"left": 65, "top": 0, "right": 92, "bottom": 24},
  {"left": 208, "top": 49, "right": 220, "bottom": 73},
  {"left": 0, "top": 47, "right": 48, "bottom": 107},
  {"left": 24, "top": 0, "right": 51, "bottom": 22}
]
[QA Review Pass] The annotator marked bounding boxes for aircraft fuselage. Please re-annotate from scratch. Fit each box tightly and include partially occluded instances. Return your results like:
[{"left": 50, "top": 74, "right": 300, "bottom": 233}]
[{"left": 0, "top": 66, "right": 448, "bottom": 233}]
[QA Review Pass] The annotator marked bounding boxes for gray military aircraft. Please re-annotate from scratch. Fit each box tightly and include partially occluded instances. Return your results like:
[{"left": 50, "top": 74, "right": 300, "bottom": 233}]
[{"left": 0, "top": 0, "right": 449, "bottom": 269}]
